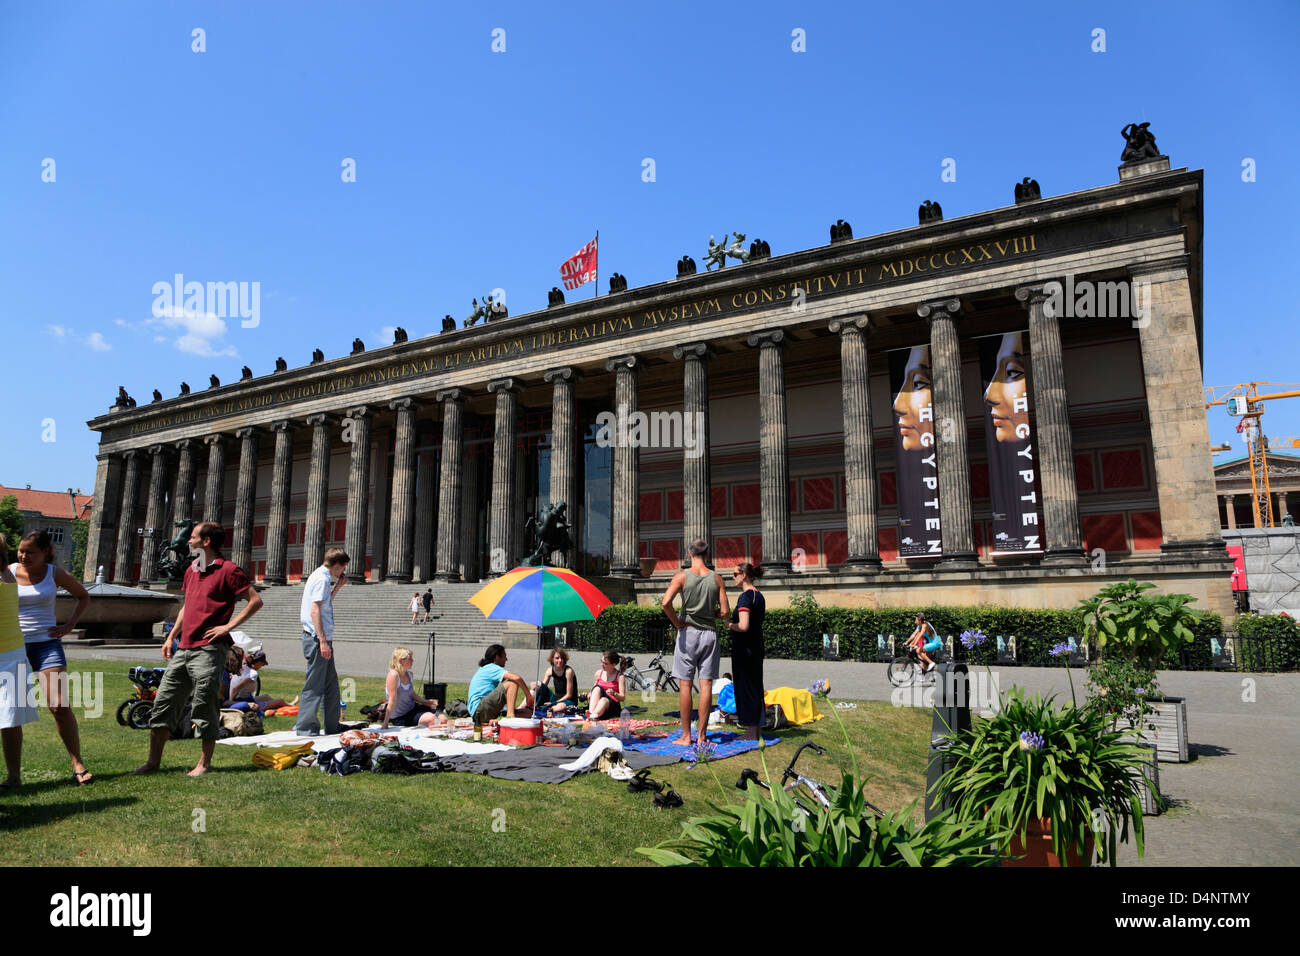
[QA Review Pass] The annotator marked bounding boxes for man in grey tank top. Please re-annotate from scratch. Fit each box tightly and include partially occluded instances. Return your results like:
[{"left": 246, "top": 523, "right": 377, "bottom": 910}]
[{"left": 661, "top": 538, "right": 729, "bottom": 746}]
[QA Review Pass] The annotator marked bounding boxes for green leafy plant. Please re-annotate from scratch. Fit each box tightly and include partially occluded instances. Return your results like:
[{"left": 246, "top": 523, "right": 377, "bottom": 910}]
[
  {"left": 638, "top": 677, "right": 1003, "bottom": 867},
  {"left": 934, "top": 687, "right": 1148, "bottom": 866},
  {"left": 1077, "top": 579, "right": 1203, "bottom": 670},
  {"left": 1086, "top": 657, "right": 1159, "bottom": 733}
]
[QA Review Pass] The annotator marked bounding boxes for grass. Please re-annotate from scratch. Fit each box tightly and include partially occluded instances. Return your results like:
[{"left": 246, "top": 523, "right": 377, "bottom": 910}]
[{"left": 0, "top": 664, "right": 931, "bottom": 866}]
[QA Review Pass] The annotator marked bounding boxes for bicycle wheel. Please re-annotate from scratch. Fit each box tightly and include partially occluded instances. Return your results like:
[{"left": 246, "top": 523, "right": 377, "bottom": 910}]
[
  {"left": 624, "top": 668, "right": 650, "bottom": 693},
  {"left": 126, "top": 699, "right": 154, "bottom": 730},
  {"left": 115, "top": 699, "right": 133, "bottom": 726},
  {"left": 887, "top": 657, "right": 917, "bottom": 687},
  {"left": 662, "top": 674, "right": 680, "bottom": 693}
]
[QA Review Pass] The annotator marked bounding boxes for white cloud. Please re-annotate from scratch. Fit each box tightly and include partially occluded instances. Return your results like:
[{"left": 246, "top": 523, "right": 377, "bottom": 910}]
[
  {"left": 142, "top": 306, "right": 238, "bottom": 358},
  {"left": 45, "top": 324, "right": 111, "bottom": 351},
  {"left": 85, "top": 332, "right": 111, "bottom": 351},
  {"left": 47, "top": 324, "right": 67, "bottom": 337},
  {"left": 113, "top": 318, "right": 129, "bottom": 327}
]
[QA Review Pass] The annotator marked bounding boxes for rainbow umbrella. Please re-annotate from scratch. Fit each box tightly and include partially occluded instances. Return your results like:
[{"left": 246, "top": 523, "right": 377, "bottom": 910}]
[{"left": 467, "top": 566, "right": 613, "bottom": 628}]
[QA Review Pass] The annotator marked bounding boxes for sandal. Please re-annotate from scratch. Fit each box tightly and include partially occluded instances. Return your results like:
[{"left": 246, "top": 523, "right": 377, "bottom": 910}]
[
  {"left": 627, "top": 769, "right": 663, "bottom": 794},
  {"left": 73, "top": 770, "right": 94, "bottom": 787},
  {"left": 654, "top": 783, "right": 683, "bottom": 809}
]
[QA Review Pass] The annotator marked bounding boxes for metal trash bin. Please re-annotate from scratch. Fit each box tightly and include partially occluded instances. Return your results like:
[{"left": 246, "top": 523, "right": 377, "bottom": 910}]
[{"left": 925, "top": 662, "right": 971, "bottom": 822}]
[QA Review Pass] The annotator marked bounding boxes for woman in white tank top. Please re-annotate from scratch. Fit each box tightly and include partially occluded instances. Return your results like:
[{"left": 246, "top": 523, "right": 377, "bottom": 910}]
[{"left": 11, "top": 530, "right": 93, "bottom": 785}]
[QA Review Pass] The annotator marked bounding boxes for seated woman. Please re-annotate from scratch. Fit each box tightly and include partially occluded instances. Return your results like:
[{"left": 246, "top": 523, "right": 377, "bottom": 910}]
[
  {"left": 587, "top": 650, "right": 626, "bottom": 721},
  {"left": 225, "top": 649, "right": 295, "bottom": 712},
  {"left": 380, "top": 647, "right": 440, "bottom": 729},
  {"left": 467, "top": 644, "right": 533, "bottom": 726},
  {"left": 530, "top": 647, "right": 578, "bottom": 714}
]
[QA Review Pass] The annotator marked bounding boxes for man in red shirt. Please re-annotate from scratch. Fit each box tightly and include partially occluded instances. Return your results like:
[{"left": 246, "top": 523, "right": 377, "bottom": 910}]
[{"left": 134, "top": 521, "right": 263, "bottom": 777}]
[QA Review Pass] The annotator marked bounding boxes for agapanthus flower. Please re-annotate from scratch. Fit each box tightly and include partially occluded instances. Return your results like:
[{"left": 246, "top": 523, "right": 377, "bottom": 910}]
[
  {"left": 1134, "top": 687, "right": 1145, "bottom": 696},
  {"left": 687, "top": 739, "right": 717, "bottom": 769},
  {"left": 1049, "top": 641, "right": 1072, "bottom": 658},
  {"left": 1019, "top": 730, "right": 1045, "bottom": 752},
  {"left": 960, "top": 629, "right": 987, "bottom": 649},
  {"left": 807, "top": 678, "right": 831, "bottom": 697}
]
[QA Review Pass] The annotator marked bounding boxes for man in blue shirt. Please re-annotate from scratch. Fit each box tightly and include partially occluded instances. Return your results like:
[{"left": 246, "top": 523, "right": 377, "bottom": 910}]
[
  {"left": 296, "top": 548, "right": 350, "bottom": 736},
  {"left": 467, "top": 644, "right": 533, "bottom": 725}
]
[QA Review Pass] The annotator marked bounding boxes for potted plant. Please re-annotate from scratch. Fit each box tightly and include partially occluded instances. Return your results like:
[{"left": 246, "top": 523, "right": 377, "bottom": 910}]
[
  {"left": 1076, "top": 579, "right": 1201, "bottom": 762},
  {"left": 1086, "top": 657, "right": 1163, "bottom": 815},
  {"left": 933, "top": 687, "right": 1150, "bottom": 866}
]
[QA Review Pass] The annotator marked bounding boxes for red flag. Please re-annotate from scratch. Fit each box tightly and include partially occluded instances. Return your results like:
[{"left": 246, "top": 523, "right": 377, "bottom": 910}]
[{"left": 560, "top": 235, "right": 598, "bottom": 291}]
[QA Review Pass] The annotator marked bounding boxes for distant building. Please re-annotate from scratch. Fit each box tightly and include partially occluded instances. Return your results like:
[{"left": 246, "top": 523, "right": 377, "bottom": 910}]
[
  {"left": 1215, "top": 451, "right": 1300, "bottom": 528},
  {"left": 0, "top": 484, "right": 94, "bottom": 569}
]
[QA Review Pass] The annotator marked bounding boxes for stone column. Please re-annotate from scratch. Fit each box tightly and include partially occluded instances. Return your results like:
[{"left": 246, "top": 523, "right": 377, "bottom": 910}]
[
  {"left": 1131, "top": 256, "right": 1227, "bottom": 560},
  {"left": 434, "top": 389, "right": 467, "bottom": 582},
  {"left": 459, "top": 441, "right": 482, "bottom": 581},
  {"left": 369, "top": 428, "right": 392, "bottom": 581},
  {"left": 831, "top": 316, "right": 882, "bottom": 569},
  {"left": 920, "top": 298, "right": 979, "bottom": 569},
  {"left": 412, "top": 449, "right": 437, "bottom": 582},
  {"left": 1275, "top": 492, "right": 1288, "bottom": 526},
  {"left": 302, "top": 413, "right": 335, "bottom": 573},
  {"left": 85, "top": 452, "right": 123, "bottom": 582},
  {"left": 141, "top": 444, "right": 172, "bottom": 584},
  {"left": 745, "top": 332, "right": 792, "bottom": 573},
  {"left": 113, "top": 450, "right": 142, "bottom": 584},
  {"left": 673, "top": 343, "right": 714, "bottom": 567},
  {"left": 544, "top": 368, "right": 579, "bottom": 567},
  {"left": 263, "top": 420, "right": 295, "bottom": 585},
  {"left": 385, "top": 398, "right": 420, "bottom": 582},
  {"left": 172, "top": 438, "right": 198, "bottom": 525},
  {"left": 1018, "top": 284, "right": 1086, "bottom": 564},
  {"left": 1223, "top": 495, "right": 1237, "bottom": 530},
  {"left": 202, "top": 434, "right": 227, "bottom": 525},
  {"left": 487, "top": 379, "right": 520, "bottom": 575},
  {"left": 343, "top": 405, "right": 373, "bottom": 583},
  {"left": 231, "top": 427, "right": 262, "bottom": 574},
  {"left": 607, "top": 355, "right": 642, "bottom": 577}
]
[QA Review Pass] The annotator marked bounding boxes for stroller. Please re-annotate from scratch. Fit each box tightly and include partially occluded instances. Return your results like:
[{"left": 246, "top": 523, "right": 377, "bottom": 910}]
[{"left": 115, "top": 665, "right": 194, "bottom": 738}]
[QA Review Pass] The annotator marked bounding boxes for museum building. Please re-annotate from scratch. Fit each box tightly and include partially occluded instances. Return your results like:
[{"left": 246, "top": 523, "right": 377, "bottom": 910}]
[{"left": 83, "top": 144, "right": 1234, "bottom": 618}]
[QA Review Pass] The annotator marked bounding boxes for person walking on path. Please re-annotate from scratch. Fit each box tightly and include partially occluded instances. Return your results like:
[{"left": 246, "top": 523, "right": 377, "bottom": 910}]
[
  {"left": 421, "top": 588, "right": 435, "bottom": 624},
  {"left": 134, "top": 522, "right": 262, "bottom": 776},
  {"left": 728, "top": 562, "right": 766, "bottom": 741},
  {"left": 408, "top": 592, "right": 420, "bottom": 625},
  {"left": 10, "top": 530, "right": 94, "bottom": 786},
  {"left": 296, "top": 548, "right": 350, "bottom": 737},
  {"left": 661, "top": 538, "right": 729, "bottom": 746}
]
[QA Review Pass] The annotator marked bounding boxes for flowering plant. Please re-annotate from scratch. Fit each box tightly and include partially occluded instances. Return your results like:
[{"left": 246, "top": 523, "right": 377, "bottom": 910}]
[{"left": 960, "top": 629, "right": 987, "bottom": 649}]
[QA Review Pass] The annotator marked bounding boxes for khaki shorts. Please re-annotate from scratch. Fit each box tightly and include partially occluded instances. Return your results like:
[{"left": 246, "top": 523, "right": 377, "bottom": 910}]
[
  {"left": 673, "top": 627, "right": 720, "bottom": 681},
  {"left": 149, "top": 644, "right": 227, "bottom": 740},
  {"left": 473, "top": 682, "right": 510, "bottom": 724}
]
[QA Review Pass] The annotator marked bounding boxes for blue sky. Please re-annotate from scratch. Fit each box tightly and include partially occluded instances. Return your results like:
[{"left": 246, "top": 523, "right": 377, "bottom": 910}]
[{"left": 2, "top": 0, "right": 1298, "bottom": 494}]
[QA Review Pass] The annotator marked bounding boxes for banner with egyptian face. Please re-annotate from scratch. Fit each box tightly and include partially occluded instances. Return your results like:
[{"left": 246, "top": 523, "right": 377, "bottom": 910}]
[
  {"left": 977, "top": 331, "right": 1043, "bottom": 554},
  {"left": 888, "top": 345, "right": 941, "bottom": 558}
]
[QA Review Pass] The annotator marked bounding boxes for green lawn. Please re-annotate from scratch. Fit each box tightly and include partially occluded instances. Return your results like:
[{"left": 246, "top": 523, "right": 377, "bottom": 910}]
[{"left": 0, "top": 665, "right": 931, "bottom": 866}]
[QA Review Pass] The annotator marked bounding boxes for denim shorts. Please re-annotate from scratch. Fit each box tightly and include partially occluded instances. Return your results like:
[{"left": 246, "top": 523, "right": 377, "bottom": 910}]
[{"left": 26, "top": 638, "right": 66, "bottom": 672}]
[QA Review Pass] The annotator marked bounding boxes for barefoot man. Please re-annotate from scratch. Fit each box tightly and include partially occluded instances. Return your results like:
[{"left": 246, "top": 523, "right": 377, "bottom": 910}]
[
  {"left": 661, "top": 538, "right": 729, "bottom": 746},
  {"left": 135, "top": 522, "right": 262, "bottom": 777}
]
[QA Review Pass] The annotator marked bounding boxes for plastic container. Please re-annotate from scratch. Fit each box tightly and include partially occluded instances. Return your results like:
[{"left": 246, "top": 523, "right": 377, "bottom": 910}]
[
  {"left": 498, "top": 717, "right": 543, "bottom": 746},
  {"left": 618, "top": 710, "right": 631, "bottom": 740}
]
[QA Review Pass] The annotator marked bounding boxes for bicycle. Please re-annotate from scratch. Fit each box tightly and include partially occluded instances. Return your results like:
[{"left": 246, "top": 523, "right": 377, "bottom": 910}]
[
  {"left": 622, "top": 648, "right": 680, "bottom": 695},
  {"left": 887, "top": 643, "right": 944, "bottom": 688},
  {"left": 737, "top": 742, "right": 884, "bottom": 819}
]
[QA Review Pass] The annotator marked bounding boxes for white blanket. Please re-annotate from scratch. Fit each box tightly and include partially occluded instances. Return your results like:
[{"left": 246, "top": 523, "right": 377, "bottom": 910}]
[
  {"left": 216, "top": 727, "right": 509, "bottom": 757},
  {"left": 558, "top": 736, "right": 623, "bottom": 772}
]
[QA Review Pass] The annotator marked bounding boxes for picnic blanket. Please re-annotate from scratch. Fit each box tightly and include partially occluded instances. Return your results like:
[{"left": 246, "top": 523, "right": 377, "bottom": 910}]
[
  {"left": 218, "top": 728, "right": 509, "bottom": 757},
  {"left": 441, "top": 745, "right": 678, "bottom": 784},
  {"left": 623, "top": 730, "right": 779, "bottom": 762}
]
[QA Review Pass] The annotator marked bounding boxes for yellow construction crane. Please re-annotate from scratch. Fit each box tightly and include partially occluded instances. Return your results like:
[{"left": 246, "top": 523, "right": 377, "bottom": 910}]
[{"left": 1204, "top": 383, "right": 1300, "bottom": 527}]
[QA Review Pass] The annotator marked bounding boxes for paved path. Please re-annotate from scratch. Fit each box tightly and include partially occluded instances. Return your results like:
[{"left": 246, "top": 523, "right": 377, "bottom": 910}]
[{"left": 65, "top": 640, "right": 1298, "bottom": 867}]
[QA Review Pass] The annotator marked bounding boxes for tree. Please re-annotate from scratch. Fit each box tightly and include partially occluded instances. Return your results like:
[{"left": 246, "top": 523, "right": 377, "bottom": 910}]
[
  {"left": 0, "top": 495, "right": 24, "bottom": 556},
  {"left": 68, "top": 519, "right": 90, "bottom": 580}
]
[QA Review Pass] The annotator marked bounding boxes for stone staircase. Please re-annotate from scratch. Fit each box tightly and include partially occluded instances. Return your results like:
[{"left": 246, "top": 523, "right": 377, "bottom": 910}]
[{"left": 240, "top": 581, "right": 522, "bottom": 648}]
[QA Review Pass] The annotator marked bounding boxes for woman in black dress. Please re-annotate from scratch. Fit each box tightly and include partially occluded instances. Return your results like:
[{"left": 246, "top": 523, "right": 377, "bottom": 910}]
[{"left": 728, "top": 562, "right": 766, "bottom": 740}]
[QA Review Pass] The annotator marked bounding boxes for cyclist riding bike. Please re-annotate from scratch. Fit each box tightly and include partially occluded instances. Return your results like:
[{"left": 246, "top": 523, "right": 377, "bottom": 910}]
[{"left": 905, "top": 611, "right": 942, "bottom": 674}]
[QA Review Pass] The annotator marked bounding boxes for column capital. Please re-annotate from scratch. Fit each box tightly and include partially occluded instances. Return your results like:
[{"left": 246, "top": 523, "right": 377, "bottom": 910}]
[
  {"left": 147, "top": 443, "right": 167, "bottom": 457},
  {"left": 435, "top": 387, "right": 468, "bottom": 403},
  {"left": 96, "top": 451, "right": 117, "bottom": 462},
  {"left": 344, "top": 404, "right": 372, "bottom": 420},
  {"left": 828, "top": 314, "right": 871, "bottom": 336},
  {"left": 486, "top": 377, "right": 520, "bottom": 395},
  {"left": 304, "top": 412, "right": 338, "bottom": 427},
  {"left": 389, "top": 397, "right": 424, "bottom": 413},
  {"left": 122, "top": 448, "right": 140, "bottom": 461},
  {"left": 745, "top": 329, "right": 785, "bottom": 349},
  {"left": 917, "top": 298, "right": 961, "bottom": 323},
  {"left": 605, "top": 354, "right": 641, "bottom": 373},
  {"left": 672, "top": 342, "right": 714, "bottom": 361},
  {"left": 173, "top": 438, "right": 195, "bottom": 452},
  {"left": 543, "top": 366, "right": 582, "bottom": 385},
  {"left": 1128, "top": 254, "right": 1190, "bottom": 280},
  {"left": 203, "top": 433, "right": 226, "bottom": 446},
  {"left": 234, "top": 426, "right": 262, "bottom": 440},
  {"left": 1014, "top": 284, "right": 1053, "bottom": 307},
  {"left": 269, "top": 419, "right": 294, "bottom": 433}
]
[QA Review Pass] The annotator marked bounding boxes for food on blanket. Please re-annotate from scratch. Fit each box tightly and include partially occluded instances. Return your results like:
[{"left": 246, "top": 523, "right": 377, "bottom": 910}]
[{"left": 339, "top": 729, "right": 383, "bottom": 748}]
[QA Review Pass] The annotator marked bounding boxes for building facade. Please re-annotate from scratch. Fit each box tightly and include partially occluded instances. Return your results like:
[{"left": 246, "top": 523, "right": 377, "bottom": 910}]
[
  {"left": 1215, "top": 451, "right": 1300, "bottom": 528},
  {"left": 84, "top": 153, "right": 1234, "bottom": 617},
  {"left": 0, "top": 485, "right": 93, "bottom": 570}
]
